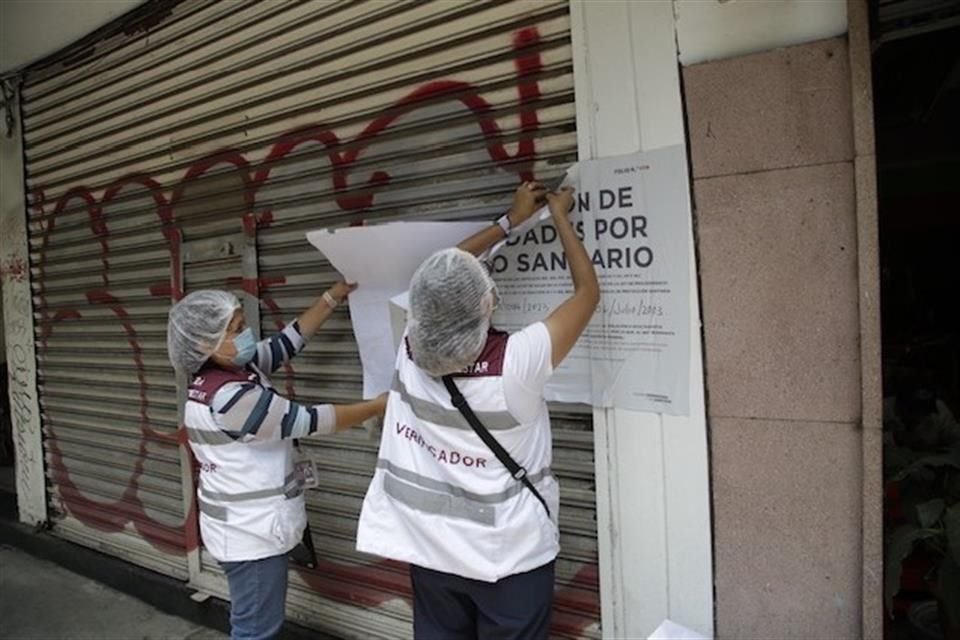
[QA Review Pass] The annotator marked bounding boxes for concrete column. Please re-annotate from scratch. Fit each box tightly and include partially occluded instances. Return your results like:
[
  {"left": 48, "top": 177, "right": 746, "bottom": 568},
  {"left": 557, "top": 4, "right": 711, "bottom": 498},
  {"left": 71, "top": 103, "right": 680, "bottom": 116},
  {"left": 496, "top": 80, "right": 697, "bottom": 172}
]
[{"left": 1, "top": 78, "right": 47, "bottom": 525}]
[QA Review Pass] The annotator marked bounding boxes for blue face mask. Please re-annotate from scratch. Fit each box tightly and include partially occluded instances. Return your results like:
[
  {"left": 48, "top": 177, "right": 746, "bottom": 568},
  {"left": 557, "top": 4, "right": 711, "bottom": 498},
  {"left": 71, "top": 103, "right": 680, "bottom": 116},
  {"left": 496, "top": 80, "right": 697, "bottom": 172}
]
[{"left": 230, "top": 327, "right": 256, "bottom": 367}]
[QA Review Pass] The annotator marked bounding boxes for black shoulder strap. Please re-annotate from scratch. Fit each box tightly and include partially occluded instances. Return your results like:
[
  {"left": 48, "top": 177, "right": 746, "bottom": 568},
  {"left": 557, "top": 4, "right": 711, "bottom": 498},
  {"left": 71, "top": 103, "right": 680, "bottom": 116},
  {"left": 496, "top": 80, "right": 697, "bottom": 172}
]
[{"left": 442, "top": 375, "right": 551, "bottom": 518}]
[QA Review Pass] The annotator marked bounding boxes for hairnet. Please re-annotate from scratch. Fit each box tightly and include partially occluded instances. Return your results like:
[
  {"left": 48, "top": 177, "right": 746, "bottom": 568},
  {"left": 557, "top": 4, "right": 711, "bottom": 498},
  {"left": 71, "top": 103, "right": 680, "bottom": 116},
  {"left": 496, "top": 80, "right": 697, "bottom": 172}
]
[
  {"left": 407, "top": 248, "right": 497, "bottom": 376},
  {"left": 167, "top": 290, "right": 241, "bottom": 373}
]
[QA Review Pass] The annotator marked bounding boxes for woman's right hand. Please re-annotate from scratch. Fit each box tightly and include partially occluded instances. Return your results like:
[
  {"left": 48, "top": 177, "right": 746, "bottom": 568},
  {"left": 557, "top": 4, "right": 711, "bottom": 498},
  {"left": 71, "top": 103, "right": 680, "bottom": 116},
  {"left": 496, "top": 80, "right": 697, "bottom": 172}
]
[
  {"left": 507, "top": 180, "right": 547, "bottom": 227},
  {"left": 333, "top": 392, "right": 389, "bottom": 432},
  {"left": 546, "top": 187, "right": 575, "bottom": 218},
  {"left": 328, "top": 281, "right": 357, "bottom": 304}
]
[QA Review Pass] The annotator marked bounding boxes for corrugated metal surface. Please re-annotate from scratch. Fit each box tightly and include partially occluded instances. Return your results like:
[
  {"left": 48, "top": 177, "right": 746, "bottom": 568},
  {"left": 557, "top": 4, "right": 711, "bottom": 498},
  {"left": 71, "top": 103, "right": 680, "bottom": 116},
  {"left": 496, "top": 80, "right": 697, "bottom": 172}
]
[{"left": 21, "top": 1, "right": 597, "bottom": 637}]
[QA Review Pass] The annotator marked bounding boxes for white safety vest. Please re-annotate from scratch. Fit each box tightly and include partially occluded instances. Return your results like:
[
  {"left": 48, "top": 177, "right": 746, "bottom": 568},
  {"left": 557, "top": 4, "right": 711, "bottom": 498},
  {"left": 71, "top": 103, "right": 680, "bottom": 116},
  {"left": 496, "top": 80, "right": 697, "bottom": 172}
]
[
  {"left": 184, "top": 364, "right": 306, "bottom": 562},
  {"left": 356, "top": 329, "right": 559, "bottom": 582}
]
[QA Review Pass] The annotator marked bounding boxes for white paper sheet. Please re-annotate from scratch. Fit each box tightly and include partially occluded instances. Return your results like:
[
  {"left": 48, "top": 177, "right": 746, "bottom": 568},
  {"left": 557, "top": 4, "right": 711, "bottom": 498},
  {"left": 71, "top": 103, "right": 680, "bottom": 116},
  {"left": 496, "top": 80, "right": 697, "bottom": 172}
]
[
  {"left": 489, "top": 149, "right": 691, "bottom": 413},
  {"left": 307, "top": 222, "right": 486, "bottom": 397},
  {"left": 648, "top": 619, "right": 709, "bottom": 640},
  {"left": 388, "top": 290, "right": 409, "bottom": 357}
]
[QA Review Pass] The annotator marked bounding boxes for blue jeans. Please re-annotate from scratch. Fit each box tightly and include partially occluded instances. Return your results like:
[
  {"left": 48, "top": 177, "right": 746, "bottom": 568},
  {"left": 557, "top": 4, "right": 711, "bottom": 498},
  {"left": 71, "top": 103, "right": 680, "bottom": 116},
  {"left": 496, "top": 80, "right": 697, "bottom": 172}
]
[
  {"left": 220, "top": 555, "right": 289, "bottom": 640},
  {"left": 410, "top": 561, "right": 555, "bottom": 640}
]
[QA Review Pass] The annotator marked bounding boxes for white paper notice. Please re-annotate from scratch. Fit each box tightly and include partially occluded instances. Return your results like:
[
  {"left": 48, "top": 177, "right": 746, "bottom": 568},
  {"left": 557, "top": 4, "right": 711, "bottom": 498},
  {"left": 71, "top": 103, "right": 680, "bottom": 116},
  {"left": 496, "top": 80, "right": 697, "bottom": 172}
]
[
  {"left": 492, "top": 147, "right": 691, "bottom": 414},
  {"left": 306, "top": 222, "right": 486, "bottom": 397},
  {"left": 648, "top": 619, "right": 709, "bottom": 640}
]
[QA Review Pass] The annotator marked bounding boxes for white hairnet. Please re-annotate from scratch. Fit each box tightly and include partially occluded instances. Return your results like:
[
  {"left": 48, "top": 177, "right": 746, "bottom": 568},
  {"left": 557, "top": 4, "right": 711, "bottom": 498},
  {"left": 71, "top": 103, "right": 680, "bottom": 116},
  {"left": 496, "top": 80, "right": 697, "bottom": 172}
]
[
  {"left": 407, "top": 248, "right": 497, "bottom": 376},
  {"left": 167, "top": 290, "right": 240, "bottom": 373}
]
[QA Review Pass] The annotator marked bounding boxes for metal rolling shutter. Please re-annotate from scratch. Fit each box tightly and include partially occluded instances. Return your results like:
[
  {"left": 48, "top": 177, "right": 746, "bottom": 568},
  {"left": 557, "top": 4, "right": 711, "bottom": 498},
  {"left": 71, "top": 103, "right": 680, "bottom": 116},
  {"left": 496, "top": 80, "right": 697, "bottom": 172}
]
[{"left": 21, "top": 1, "right": 598, "bottom": 637}]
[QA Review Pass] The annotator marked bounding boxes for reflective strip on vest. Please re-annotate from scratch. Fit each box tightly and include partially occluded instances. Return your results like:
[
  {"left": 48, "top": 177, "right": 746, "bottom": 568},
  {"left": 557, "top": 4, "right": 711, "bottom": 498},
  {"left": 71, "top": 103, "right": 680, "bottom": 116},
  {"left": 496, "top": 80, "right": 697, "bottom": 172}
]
[
  {"left": 377, "top": 459, "right": 552, "bottom": 505},
  {"left": 200, "top": 472, "right": 301, "bottom": 502},
  {"left": 391, "top": 373, "right": 518, "bottom": 431},
  {"left": 199, "top": 499, "right": 228, "bottom": 522},
  {"left": 383, "top": 473, "right": 496, "bottom": 526},
  {"left": 185, "top": 427, "right": 236, "bottom": 446}
]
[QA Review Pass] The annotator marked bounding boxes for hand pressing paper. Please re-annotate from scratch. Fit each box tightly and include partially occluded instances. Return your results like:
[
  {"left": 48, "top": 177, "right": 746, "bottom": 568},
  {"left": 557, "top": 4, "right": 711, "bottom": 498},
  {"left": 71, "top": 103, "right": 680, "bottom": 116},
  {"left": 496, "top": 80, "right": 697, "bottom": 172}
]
[{"left": 483, "top": 164, "right": 579, "bottom": 260}]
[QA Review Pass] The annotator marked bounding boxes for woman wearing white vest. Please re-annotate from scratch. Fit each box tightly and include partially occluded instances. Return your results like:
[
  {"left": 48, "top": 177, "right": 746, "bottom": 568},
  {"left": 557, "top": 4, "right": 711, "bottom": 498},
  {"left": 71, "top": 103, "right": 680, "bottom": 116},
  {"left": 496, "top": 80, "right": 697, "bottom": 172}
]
[
  {"left": 167, "top": 285, "right": 386, "bottom": 640},
  {"left": 357, "top": 183, "right": 600, "bottom": 639}
]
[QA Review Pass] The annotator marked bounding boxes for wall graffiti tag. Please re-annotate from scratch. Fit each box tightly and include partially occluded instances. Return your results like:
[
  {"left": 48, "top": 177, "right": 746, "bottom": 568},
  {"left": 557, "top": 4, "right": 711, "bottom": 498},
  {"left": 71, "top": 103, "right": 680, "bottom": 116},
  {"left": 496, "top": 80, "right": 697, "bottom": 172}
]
[{"left": 2, "top": 235, "right": 47, "bottom": 526}]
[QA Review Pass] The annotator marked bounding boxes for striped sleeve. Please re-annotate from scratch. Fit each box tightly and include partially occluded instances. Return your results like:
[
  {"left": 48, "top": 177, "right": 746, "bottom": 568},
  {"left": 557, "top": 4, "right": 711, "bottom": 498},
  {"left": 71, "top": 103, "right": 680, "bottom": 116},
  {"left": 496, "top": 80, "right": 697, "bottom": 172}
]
[
  {"left": 253, "top": 319, "right": 305, "bottom": 373},
  {"left": 211, "top": 382, "right": 336, "bottom": 441}
]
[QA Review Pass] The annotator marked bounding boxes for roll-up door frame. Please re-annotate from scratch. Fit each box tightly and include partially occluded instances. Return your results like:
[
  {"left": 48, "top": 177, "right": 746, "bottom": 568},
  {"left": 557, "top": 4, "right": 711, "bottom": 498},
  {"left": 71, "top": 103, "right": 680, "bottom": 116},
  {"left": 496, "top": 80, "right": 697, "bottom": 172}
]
[
  {"left": 570, "top": 1, "right": 715, "bottom": 637},
  {"left": 16, "top": 1, "right": 602, "bottom": 639}
]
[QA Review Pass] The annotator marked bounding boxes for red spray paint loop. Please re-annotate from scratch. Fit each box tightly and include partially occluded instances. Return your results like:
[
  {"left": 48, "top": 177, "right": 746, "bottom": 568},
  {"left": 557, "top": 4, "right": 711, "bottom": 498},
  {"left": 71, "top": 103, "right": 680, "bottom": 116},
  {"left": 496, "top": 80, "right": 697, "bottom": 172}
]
[
  {"left": 36, "top": 187, "right": 95, "bottom": 519},
  {"left": 38, "top": 180, "right": 192, "bottom": 551},
  {"left": 38, "top": 187, "right": 98, "bottom": 329}
]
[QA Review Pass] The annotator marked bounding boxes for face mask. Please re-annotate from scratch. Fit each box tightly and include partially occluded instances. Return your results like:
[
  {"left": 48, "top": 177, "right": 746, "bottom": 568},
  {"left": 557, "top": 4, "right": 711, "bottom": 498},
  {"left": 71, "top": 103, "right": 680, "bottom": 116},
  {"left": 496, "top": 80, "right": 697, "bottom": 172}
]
[{"left": 230, "top": 327, "right": 256, "bottom": 366}]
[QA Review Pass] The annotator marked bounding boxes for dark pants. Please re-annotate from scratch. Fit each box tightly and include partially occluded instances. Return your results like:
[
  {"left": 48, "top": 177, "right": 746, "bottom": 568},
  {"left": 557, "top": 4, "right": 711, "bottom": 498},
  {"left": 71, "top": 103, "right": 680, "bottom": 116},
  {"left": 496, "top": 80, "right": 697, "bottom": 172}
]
[{"left": 410, "top": 561, "right": 555, "bottom": 640}]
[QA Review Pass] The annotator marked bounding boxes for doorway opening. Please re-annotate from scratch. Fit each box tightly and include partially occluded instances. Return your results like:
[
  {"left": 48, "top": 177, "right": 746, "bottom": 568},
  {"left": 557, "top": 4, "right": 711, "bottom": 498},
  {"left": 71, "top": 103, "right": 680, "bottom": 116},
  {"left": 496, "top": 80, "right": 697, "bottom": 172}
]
[{"left": 874, "top": 5, "right": 960, "bottom": 638}]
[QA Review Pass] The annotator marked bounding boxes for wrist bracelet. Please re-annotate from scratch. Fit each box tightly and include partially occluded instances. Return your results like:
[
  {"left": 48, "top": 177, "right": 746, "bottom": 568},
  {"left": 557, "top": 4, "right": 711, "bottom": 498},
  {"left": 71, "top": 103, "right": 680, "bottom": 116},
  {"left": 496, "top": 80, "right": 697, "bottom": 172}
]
[
  {"left": 495, "top": 214, "right": 512, "bottom": 237},
  {"left": 322, "top": 291, "right": 339, "bottom": 309}
]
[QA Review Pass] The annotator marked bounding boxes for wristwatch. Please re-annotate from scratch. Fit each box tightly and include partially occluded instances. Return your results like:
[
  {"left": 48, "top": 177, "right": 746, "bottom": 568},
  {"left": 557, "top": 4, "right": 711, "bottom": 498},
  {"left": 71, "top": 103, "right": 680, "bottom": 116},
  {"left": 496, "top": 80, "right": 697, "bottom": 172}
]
[{"left": 495, "top": 213, "right": 512, "bottom": 237}]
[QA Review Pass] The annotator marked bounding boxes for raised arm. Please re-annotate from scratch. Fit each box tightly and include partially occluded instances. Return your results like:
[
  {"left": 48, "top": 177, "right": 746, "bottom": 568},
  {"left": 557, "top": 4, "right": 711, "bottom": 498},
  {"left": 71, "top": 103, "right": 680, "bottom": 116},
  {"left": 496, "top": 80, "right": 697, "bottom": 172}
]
[
  {"left": 542, "top": 188, "right": 600, "bottom": 368},
  {"left": 297, "top": 281, "right": 357, "bottom": 339},
  {"left": 457, "top": 181, "right": 546, "bottom": 257},
  {"left": 250, "top": 282, "right": 357, "bottom": 374}
]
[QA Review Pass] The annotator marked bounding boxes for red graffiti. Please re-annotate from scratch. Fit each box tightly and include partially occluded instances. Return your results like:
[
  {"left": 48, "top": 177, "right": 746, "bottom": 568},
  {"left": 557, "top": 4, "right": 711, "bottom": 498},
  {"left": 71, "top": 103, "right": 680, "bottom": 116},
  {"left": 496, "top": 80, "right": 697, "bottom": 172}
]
[
  {"left": 553, "top": 563, "right": 602, "bottom": 636},
  {"left": 31, "top": 26, "right": 598, "bottom": 637},
  {"left": 0, "top": 256, "right": 28, "bottom": 283}
]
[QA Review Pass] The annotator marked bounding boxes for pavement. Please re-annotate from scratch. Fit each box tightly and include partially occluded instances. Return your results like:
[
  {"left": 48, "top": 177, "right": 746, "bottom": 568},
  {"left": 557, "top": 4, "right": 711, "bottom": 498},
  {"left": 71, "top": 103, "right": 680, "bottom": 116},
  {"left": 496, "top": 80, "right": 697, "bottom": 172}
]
[{"left": 0, "top": 544, "right": 227, "bottom": 640}]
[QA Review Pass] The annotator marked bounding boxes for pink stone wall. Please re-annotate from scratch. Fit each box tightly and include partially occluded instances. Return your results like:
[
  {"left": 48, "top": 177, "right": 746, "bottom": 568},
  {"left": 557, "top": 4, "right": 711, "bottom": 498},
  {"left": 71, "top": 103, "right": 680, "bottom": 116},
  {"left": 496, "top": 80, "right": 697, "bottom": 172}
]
[{"left": 683, "top": 37, "right": 863, "bottom": 638}]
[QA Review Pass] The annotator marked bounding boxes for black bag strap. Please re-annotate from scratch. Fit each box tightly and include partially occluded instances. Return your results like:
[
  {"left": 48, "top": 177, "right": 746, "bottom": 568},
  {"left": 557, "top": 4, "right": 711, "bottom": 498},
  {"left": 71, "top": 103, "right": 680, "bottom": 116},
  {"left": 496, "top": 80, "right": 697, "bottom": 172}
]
[{"left": 442, "top": 375, "right": 551, "bottom": 518}]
